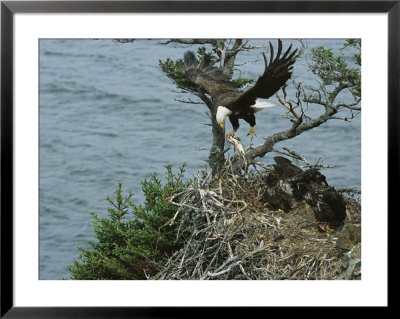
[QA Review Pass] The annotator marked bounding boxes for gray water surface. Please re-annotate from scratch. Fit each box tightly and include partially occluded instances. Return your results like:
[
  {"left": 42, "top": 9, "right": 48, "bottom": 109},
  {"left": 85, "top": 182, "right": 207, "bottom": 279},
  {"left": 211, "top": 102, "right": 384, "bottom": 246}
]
[{"left": 39, "top": 39, "right": 361, "bottom": 279}]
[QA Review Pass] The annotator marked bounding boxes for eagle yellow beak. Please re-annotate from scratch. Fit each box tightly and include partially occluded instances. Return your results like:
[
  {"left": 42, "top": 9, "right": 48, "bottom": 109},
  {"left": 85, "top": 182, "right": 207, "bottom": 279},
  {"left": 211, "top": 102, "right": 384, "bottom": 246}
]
[{"left": 220, "top": 121, "right": 225, "bottom": 129}]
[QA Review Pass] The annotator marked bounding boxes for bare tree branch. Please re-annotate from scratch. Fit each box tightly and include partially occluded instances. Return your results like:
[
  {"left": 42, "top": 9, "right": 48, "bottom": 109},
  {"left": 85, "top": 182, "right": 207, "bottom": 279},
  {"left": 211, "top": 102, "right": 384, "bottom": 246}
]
[
  {"left": 160, "top": 38, "right": 361, "bottom": 175},
  {"left": 173, "top": 98, "right": 204, "bottom": 105},
  {"left": 273, "top": 147, "right": 335, "bottom": 169},
  {"left": 231, "top": 103, "right": 340, "bottom": 172},
  {"left": 161, "top": 39, "right": 218, "bottom": 46}
]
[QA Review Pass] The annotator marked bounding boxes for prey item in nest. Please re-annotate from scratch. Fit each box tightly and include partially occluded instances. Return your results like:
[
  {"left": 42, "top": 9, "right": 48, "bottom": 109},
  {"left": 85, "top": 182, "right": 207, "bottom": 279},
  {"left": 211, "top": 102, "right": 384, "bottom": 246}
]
[
  {"left": 226, "top": 135, "right": 245, "bottom": 155},
  {"left": 226, "top": 135, "right": 248, "bottom": 172}
]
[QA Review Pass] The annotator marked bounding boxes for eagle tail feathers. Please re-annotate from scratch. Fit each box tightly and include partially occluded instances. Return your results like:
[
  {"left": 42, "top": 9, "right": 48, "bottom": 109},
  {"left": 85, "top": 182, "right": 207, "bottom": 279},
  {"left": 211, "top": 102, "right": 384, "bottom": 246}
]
[{"left": 252, "top": 100, "right": 275, "bottom": 112}]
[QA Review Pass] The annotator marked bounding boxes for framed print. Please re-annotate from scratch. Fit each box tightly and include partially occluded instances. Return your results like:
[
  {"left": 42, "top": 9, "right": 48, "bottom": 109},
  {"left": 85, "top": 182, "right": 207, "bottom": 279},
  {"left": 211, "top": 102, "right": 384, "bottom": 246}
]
[{"left": 1, "top": 0, "right": 396, "bottom": 317}]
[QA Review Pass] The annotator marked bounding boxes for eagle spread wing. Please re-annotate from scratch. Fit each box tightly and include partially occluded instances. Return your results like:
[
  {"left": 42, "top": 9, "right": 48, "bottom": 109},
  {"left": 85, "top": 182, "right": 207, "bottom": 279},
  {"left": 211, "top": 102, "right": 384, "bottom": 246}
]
[
  {"left": 184, "top": 39, "right": 297, "bottom": 109},
  {"left": 184, "top": 51, "right": 238, "bottom": 100},
  {"left": 235, "top": 40, "right": 297, "bottom": 108}
]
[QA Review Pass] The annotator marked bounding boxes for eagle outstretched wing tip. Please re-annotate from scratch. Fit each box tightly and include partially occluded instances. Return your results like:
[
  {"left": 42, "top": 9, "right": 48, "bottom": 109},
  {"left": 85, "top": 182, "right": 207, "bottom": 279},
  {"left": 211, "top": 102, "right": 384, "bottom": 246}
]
[
  {"left": 184, "top": 51, "right": 197, "bottom": 68},
  {"left": 238, "top": 39, "right": 299, "bottom": 103}
]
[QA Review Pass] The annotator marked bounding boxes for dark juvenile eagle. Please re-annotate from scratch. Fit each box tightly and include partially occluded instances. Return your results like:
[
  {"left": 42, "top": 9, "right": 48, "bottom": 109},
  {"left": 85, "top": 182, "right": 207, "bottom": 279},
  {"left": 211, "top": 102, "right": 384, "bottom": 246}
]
[
  {"left": 184, "top": 40, "right": 297, "bottom": 138},
  {"left": 263, "top": 156, "right": 346, "bottom": 227}
]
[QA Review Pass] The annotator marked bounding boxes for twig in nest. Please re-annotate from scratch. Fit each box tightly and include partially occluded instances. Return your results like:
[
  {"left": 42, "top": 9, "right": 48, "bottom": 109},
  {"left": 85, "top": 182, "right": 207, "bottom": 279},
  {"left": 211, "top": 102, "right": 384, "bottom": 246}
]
[
  {"left": 154, "top": 162, "right": 360, "bottom": 280},
  {"left": 273, "top": 147, "right": 335, "bottom": 169}
]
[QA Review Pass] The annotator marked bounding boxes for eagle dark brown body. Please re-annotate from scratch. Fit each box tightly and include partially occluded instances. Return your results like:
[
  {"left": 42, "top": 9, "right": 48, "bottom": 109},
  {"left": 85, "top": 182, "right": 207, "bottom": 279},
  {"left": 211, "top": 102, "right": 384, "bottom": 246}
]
[{"left": 184, "top": 40, "right": 298, "bottom": 137}]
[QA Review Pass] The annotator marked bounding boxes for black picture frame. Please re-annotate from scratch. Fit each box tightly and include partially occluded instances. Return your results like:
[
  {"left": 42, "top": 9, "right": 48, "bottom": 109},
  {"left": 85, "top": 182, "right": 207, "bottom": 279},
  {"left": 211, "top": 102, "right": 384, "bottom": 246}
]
[{"left": 1, "top": 1, "right": 395, "bottom": 317}]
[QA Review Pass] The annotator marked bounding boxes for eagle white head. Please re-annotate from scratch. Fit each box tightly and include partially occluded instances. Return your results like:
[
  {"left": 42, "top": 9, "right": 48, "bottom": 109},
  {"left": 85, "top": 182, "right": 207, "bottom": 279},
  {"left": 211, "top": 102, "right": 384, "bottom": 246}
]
[{"left": 216, "top": 106, "right": 232, "bottom": 129}]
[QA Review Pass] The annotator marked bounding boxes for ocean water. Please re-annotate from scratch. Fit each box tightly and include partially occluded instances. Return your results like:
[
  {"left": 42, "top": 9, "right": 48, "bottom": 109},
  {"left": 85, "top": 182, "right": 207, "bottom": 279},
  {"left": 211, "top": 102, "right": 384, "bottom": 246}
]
[{"left": 39, "top": 39, "right": 361, "bottom": 279}]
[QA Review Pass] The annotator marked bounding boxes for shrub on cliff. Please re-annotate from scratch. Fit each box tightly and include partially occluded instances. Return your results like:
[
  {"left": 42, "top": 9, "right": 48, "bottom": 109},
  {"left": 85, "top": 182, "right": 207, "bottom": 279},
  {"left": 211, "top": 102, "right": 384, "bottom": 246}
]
[{"left": 67, "top": 164, "right": 190, "bottom": 280}]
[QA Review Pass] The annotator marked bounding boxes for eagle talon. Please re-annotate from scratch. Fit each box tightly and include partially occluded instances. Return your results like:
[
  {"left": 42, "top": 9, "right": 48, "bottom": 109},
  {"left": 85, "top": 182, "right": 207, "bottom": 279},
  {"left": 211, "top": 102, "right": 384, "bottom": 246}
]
[
  {"left": 247, "top": 127, "right": 256, "bottom": 138},
  {"left": 226, "top": 130, "right": 236, "bottom": 139},
  {"left": 184, "top": 40, "right": 298, "bottom": 141}
]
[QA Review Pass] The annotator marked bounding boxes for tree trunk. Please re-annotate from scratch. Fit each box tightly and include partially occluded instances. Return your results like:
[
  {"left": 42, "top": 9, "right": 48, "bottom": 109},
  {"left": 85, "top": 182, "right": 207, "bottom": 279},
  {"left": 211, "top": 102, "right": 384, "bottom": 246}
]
[{"left": 208, "top": 104, "right": 225, "bottom": 176}]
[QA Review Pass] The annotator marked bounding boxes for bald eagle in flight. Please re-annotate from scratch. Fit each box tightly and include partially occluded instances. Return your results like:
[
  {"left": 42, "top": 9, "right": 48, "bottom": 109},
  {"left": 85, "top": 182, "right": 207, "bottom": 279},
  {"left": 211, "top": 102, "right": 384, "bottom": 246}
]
[{"left": 184, "top": 40, "right": 297, "bottom": 138}]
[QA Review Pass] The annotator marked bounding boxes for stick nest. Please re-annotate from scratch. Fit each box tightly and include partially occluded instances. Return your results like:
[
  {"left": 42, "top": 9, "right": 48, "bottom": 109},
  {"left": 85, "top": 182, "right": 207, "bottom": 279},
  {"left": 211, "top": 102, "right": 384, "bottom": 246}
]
[{"left": 154, "top": 163, "right": 361, "bottom": 280}]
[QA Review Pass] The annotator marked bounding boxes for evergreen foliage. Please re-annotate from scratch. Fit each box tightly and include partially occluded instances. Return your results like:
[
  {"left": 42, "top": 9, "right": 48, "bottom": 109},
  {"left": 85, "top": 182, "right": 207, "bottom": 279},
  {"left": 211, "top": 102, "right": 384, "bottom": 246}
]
[
  {"left": 67, "top": 164, "right": 190, "bottom": 280},
  {"left": 310, "top": 40, "right": 361, "bottom": 97},
  {"left": 159, "top": 46, "right": 254, "bottom": 93},
  {"left": 66, "top": 39, "right": 362, "bottom": 280},
  {"left": 158, "top": 57, "right": 195, "bottom": 91}
]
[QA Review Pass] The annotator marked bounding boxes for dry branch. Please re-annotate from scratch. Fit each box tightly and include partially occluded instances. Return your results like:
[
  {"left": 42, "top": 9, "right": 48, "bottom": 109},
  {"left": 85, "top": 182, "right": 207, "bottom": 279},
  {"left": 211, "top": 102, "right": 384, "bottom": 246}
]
[{"left": 153, "top": 161, "right": 361, "bottom": 280}]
